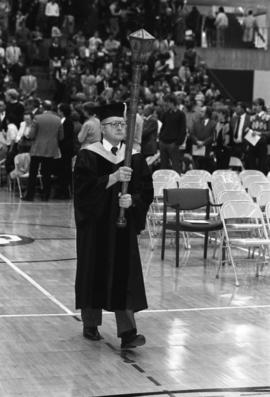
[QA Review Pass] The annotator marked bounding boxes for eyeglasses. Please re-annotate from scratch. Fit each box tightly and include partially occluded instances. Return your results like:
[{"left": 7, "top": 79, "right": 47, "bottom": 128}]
[{"left": 102, "top": 121, "right": 126, "bottom": 128}]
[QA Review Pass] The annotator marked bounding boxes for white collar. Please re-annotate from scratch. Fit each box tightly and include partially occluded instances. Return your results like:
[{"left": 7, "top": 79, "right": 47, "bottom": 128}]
[
  {"left": 258, "top": 111, "right": 265, "bottom": 117},
  {"left": 82, "top": 141, "right": 137, "bottom": 164},
  {"left": 102, "top": 138, "right": 121, "bottom": 152}
]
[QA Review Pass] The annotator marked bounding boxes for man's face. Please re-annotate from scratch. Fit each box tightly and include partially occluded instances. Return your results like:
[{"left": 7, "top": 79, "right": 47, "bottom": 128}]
[
  {"left": 236, "top": 104, "right": 244, "bottom": 115},
  {"left": 102, "top": 117, "right": 126, "bottom": 145}
]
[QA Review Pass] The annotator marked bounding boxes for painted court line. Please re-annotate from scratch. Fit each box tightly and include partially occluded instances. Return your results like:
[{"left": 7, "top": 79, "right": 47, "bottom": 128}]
[
  {"left": 2, "top": 304, "right": 270, "bottom": 319},
  {"left": 0, "top": 252, "right": 74, "bottom": 315}
]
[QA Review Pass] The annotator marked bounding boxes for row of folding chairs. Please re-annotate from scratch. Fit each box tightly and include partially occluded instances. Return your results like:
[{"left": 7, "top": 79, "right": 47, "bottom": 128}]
[{"left": 147, "top": 169, "right": 270, "bottom": 286}]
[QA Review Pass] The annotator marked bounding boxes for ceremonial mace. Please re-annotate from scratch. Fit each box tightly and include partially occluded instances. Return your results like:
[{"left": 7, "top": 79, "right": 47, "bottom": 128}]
[{"left": 117, "top": 29, "right": 155, "bottom": 228}]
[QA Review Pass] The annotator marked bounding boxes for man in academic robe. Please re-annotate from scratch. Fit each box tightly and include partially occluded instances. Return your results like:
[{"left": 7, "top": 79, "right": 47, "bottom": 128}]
[{"left": 73, "top": 102, "right": 153, "bottom": 349}]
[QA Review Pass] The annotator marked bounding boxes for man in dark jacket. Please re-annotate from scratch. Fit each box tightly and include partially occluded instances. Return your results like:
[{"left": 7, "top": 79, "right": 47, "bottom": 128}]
[
  {"left": 57, "top": 102, "right": 74, "bottom": 198},
  {"left": 159, "top": 94, "right": 187, "bottom": 174},
  {"left": 74, "top": 102, "right": 153, "bottom": 349},
  {"left": 141, "top": 104, "right": 158, "bottom": 158}
]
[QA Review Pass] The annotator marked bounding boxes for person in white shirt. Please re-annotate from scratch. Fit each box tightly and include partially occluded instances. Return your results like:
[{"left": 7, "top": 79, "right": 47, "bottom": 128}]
[
  {"left": 45, "top": 0, "right": 60, "bottom": 37},
  {"left": 5, "top": 39, "right": 22, "bottom": 66},
  {"left": 2, "top": 115, "right": 19, "bottom": 174},
  {"left": 215, "top": 7, "right": 228, "bottom": 47}
]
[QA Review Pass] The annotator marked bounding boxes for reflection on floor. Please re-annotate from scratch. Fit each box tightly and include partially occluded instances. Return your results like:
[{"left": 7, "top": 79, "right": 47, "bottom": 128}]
[{"left": 0, "top": 191, "right": 270, "bottom": 396}]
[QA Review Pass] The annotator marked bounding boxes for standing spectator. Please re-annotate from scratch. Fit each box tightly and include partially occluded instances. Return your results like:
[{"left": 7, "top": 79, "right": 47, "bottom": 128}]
[
  {"left": 22, "top": 100, "right": 63, "bottom": 201},
  {"left": 242, "top": 10, "right": 264, "bottom": 49},
  {"left": 245, "top": 98, "right": 270, "bottom": 174},
  {"left": 45, "top": 0, "right": 60, "bottom": 37},
  {"left": 230, "top": 101, "right": 250, "bottom": 163},
  {"left": 190, "top": 106, "right": 216, "bottom": 171},
  {"left": 73, "top": 102, "right": 153, "bottom": 347},
  {"left": 3, "top": 115, "right": 19, "bottom": 174},
  {"left": 204, "top": 11, "right": 216, "bottom": 47},
  {"left": 141, "top": 104, "right": 158, "bottom": 158},
  {"left": 214, "top": 107, "right": 231, "bottom": 169},
  {"left": 215, "top": 7, "right": 228, "bottom": 47},
  {"left": 5, "top": 88, "right": 24, "bottom": 128},
  {"left": 56, "top": 103, "right": 74, "bottom": 198},
  {"left": 19, "top": 68, "right": 38, "bottom": 98},
  {"left": 159, "top": 94, "right": 187, "bottom": 174},
  {"left": 5, "top": 39, "right": 22, "bottom": 66},
  {"left": 186, "top": 6, "right": 202, "bottom": 46}
]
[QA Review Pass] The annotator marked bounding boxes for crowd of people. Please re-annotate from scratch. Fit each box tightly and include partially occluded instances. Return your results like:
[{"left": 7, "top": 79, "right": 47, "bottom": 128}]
[{"left": 0, "top": 0, "right": 269, "bottom": 202}]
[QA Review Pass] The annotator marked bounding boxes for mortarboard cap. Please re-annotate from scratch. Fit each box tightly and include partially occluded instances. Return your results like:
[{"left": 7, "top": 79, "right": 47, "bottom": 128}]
[{"left": 94, "top": 102, "right": 125, "bottom": 122}]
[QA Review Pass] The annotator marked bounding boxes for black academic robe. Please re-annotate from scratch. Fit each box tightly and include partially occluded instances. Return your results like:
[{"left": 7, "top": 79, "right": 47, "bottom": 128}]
[{"left": 74, "top": 144, "right": 153, "bottom": 311}]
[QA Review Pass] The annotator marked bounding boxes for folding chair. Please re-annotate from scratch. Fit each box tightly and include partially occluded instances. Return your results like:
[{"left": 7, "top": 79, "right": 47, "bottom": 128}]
[
  {"left": 217, "top": 201, "right": 270, "bottom": 286},
  {"left": 217, "top": 190, "right": 253, "bottom": 205},
  {"left": 242, "top": 174, "right": 267, "bottom": 190},
  {"left": 161, "top": 188, "right": 223, "bottom": 267},
  {"left": 248, "top": 182, "right": 270, "bottom": 201},
  {"left": 184, "top": 169, "right": 212, "bottom": 182},
  {"left": 240, "top": 169, "right": 265, "bottom": 182},
  {"left": 147, "top": 171, "right": 181, "bottom": 250}
]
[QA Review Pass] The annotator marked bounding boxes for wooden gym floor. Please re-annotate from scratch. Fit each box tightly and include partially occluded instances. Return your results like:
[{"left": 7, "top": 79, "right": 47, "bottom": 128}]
[{"left": 0, "top": 190, "right": 270, "bottom": 397}]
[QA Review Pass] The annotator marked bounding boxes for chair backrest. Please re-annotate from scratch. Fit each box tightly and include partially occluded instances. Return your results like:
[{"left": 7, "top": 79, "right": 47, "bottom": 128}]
[
  {"left": 255, "top": 189, "right": 270, "bottom": 208},
  {"left": 240, "top": 169, "right": 265, "bottom": 181},
  {"left": 179, "top": 181, "right": 209, "bottom": 189},
  {"left": 164, "top": 188, "right": 210, "bottom": 210},
  {"left": 242, "top": 174, "right": 267, "bottom": 189},
  {"left": 153, "top": 169, "right": 180, "bottom": 181},
  {"left": 211, "top": 172, "right": 240, "bottom": 185},
  {"left": 265, "top": 202, "right": 270, "bottom": 228},
  {"left": 184, "top": 169, "right": 212, "bottom": 181},
  {"left": 248, "top": 182, "right": 270, "bottom": 199},
  {"left": 228, "top": 156, "right": 244, "bottom": 169},
  {"left": 14, "top": 153, "right": 30, "bottom": 175},
  {"left": 153, "top": 179, "right": 179, "bottom": 197},
  {"left": 218, "top": 190, "right": 252, "bottom": 204},
  {"left": 221, "top": 200, "right": 264, "bottom": 220}
]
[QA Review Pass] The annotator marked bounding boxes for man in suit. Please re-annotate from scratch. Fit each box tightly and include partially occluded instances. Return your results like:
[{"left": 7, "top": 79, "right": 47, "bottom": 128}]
[
  {"left": 56, "top": 102, "right": 74, "bottom": 198},
  {"left": 22, "top": 100, "right": 63, "bottom": 201},
  {"left": 230, "top": 101, "right": 250, "bottom": 164},
  {"left": 19, "top": 68, "right": 38, "bottom": 98},
  {"left": 190, "top": 106, "right": 216, "bottom": 171},
  {"left": 141, "top": 104, "right": 158, "bottom": 158}
]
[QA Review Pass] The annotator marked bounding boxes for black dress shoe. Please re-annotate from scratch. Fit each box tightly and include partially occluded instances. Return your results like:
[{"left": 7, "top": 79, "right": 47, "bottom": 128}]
[
  {"left": 83, "top": 327, "right": 103, "bottom": 341},
  {"left": 121, "top": 333, "right": 146, "bottom": 349}
]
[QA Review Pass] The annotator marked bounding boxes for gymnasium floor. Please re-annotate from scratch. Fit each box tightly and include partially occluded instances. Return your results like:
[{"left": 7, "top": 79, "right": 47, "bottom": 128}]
[{"left": 0, "top": 190, "right": 270, "bottom": 397}]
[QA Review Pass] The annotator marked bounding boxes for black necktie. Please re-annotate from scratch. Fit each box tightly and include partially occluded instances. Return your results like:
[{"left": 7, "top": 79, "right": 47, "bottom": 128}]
[
  {"left": 111, "top": 146, "right": 118, "bottom": 155},
  {"left": 234, "top": 116, "right": 241, "bottom": 139}
]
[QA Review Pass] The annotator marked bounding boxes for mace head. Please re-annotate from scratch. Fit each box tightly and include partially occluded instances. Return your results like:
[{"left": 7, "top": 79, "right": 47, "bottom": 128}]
[{"left": 129, "top": 29, "right": 156, "bottom": 64}]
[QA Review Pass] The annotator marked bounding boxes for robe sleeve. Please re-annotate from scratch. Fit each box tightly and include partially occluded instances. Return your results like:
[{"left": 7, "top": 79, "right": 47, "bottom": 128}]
[
  {"left": 74, "top": 150, "right": 109, "bottom": 225},
  {"left": 129, "top": 154, "right": 154, "bottom": 234}
]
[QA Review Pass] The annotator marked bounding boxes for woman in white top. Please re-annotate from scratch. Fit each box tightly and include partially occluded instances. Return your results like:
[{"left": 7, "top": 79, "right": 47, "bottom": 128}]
[{"left": 3, "top": 115, "right": 19, "bottom": 173}]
